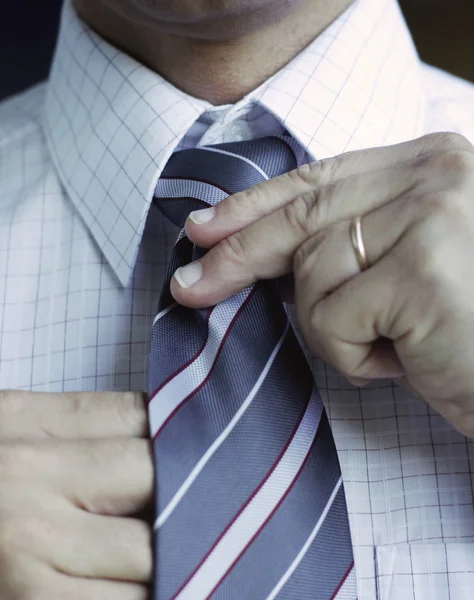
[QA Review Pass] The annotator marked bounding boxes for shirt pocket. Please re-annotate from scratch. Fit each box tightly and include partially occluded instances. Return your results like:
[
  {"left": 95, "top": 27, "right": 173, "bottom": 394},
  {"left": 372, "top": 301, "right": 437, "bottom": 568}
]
[{"left": 375, "top": 543, "right": 474, "bottom": 600}]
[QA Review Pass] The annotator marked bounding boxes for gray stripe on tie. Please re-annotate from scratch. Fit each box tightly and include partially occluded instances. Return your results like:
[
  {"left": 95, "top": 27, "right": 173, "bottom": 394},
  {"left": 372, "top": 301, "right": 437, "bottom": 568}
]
[
  {"left": 155, "top": 330, "right": 313, "bottom": 599},
  {"left": 153, "top": 284, "right": 289, "bottom": 509},
  {"left": 155, "top": 179, "right": 228, "bottom": 228},
  {"left": 161, "top": 148, "right": 267, "bottom": 194},
  {"left": 212, "top": 136, "right": 298, "bottom": 179},
  {"left": 155, "top": 236, "right": 193, "bottom": 312},
  {"left": 155, "top": 321, "right": 289, "bottom": 529},
  {"left": 198, "top": 146, "right": 269, "bottom": 180},
  {"left": 148, "top": 303, "right": 211, "bottom": 397},
  {"left": 273, "top": 486, "right": 354, "bottom": 600},
  {"left": 210, "top": 412, "right": 343, "bottom": 600},
  {"left": 266, "top": 477, "right": 344, "bottom": 600}
]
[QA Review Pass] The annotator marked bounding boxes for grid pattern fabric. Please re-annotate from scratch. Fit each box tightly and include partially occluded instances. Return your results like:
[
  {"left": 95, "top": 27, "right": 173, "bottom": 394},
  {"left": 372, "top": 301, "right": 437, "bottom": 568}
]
[{"left": 1, "top": 0, "right": 474, "bottom": 598}]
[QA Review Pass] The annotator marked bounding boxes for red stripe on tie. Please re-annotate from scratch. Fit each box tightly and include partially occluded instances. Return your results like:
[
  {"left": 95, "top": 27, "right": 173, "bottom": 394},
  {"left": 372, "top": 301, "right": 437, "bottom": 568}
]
[
  {"left": 170, "top": 385, "right": 316, "bottom": 600},
  {"left": 152, "top": 287, "right": 257, "bottom": 440},
  {"left": 204, "top": 409, "right": 318, "bottom": 600},
  {"left": 330, "top": 561, "right": 354, "bottom": 600},
  {"left": 148, "top": 307, "right": 214, "bottom": 404}
]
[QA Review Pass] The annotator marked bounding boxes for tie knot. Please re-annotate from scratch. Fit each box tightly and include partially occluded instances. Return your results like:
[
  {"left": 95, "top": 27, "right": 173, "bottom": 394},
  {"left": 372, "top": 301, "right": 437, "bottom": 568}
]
[{"left": 155, "top": 135, "right": 303, "bottom": 228}]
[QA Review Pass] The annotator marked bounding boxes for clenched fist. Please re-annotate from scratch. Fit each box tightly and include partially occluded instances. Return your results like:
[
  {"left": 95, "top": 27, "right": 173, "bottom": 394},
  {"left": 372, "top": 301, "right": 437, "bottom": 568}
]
[{"left": 0, "top": 391, "right": 154, "bottom": 600}]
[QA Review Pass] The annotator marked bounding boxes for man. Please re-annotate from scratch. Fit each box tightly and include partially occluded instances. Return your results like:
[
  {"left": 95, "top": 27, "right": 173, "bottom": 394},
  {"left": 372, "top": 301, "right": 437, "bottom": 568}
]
[{"left": 1, "top": 0, "right": 474, "bottom": 598}]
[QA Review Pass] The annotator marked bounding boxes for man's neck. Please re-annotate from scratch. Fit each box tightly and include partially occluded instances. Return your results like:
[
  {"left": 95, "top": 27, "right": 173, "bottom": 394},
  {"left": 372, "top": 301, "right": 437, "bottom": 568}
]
[{"left": 75, "top": 0, "right": 353, "bottom": 105}]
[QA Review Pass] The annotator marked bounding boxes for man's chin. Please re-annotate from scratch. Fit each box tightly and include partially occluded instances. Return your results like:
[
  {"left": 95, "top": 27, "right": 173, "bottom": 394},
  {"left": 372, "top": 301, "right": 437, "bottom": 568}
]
[{"left": 89, "top": 0, "right": 304, "bottom": 40}]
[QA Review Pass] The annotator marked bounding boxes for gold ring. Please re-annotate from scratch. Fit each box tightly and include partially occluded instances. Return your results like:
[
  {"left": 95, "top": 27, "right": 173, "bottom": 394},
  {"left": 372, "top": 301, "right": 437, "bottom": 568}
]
[{"left": 350, "top": 216, "right": 369, "bottom": 271}]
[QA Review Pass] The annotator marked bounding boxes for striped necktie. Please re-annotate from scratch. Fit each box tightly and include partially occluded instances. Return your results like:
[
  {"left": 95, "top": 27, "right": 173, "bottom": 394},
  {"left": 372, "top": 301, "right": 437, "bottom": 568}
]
[{"left": 149, "top": 136, "right": 357, "bottom": 600}]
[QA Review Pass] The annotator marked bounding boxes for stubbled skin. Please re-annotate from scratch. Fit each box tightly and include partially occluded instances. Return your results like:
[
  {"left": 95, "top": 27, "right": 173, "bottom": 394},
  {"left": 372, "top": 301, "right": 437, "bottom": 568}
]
[
  {"left": 81, "top": 0, "right": 309, "bottom": 38},
  {"left": 75, "top": 0, "right": 353, "bottom": 103}
]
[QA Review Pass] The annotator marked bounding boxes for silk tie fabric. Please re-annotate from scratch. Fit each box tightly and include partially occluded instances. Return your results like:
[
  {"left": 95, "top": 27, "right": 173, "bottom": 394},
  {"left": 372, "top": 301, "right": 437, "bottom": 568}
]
[{"left": 148, "top": 137, "right": 357, "bottom": 600}]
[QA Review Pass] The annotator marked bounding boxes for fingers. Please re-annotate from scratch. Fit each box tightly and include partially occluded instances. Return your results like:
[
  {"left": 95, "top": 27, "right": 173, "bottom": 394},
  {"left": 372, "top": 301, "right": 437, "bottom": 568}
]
[
  {"left": 1, "top": 559, "right": 150, "bottom": 600},
  {"left": 59, "top": 439, "right": 154, "bottom": 515},
  {"left": 1, "top": 439, "right": 154, "bottom": 515},
  {"left": 184, "top": 132, "right": 471, "bottom": 250},
  {"left": 39, "top": 513, "right": 152, "bottom": 582},
  {"left": 41, "top": 568, "right": 150, "bottom": 600},
  {"left": 0, "top": 391, "right": 149, "bottom": 440},
  {"left": 294, "top": 192, "right": 417, "bottom": 314},
  {"left": 293, "top": 195, "right": 418, "bottom": 379},
  {"left": 297, "top": 255, "right": 407, "bottom": 380},
  {"left": 54, "top": 577, "right": 150, "bottom": 600},
  {"left": 171, "top": 160, "right": 426, "bottom": 307}
]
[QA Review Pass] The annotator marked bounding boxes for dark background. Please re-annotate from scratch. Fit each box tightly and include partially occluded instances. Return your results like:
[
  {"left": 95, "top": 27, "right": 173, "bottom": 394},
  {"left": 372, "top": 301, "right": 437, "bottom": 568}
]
[{"left": 0, "top": 0, "right": 473, "bottom": 101}]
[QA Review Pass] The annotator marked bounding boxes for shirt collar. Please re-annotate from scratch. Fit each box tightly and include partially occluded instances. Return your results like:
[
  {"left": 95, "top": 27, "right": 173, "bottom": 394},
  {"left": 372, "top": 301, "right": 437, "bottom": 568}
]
[{"left": 44, "top": 0, "right": 426, "bottom": 287}]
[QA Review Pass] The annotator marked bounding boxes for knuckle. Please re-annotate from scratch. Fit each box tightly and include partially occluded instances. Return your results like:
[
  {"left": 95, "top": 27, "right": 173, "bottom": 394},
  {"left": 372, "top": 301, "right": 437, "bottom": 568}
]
[
  {"left": 443, "top": 132, "right": 474, "bottom": 152},
  {"left": 293, "top": 231, "right": 326, "bottom": 276},
  {"left": 287, "top": 158, "right": 338, "bottom": 187},
  {"left": 418, "top": 149, "right": 474, "bottom": 179},
  {"left": 283, "top": 195, "right": 312, "bottom": 237},
  {"left": 424, "top": 131, "right": 474, "bottom": 153},
  {"left": 218, "top": 232, "right": 250, "bottom": 267},
  {"left": 287, "top": 162, "right": 316, "bottom": 185},
  {"left": 445, "top": 149, "right": 474, "bottom": 174},
  {"left": 282, "top": 191, "right": 327, "bottom": 239},
  {"left": 227, "top": 186, "right": 264, "bottom": 218},
  {"left": 422, "top": 190, "right": 455, "bottom": 217},
  {"left": 404, "top": 227, "right": 448, "bottom": 290},
  {"left": 283, "top": 162, "right": 338, "bottom": 240},
  {"left": 420, "top": 185, "right": 472, "bottom": 228},
  {"left": 317, "top": 156, "right": 340, "bottom": 181},
  {"left": 440, "top": 148, "right": 473, "bottom": 175}
]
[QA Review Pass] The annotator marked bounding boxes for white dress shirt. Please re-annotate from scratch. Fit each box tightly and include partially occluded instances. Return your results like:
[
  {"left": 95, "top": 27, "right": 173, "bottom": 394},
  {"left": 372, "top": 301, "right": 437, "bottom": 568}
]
[{"left": 1, "top": 0, "right": 474, "bottom": 598}]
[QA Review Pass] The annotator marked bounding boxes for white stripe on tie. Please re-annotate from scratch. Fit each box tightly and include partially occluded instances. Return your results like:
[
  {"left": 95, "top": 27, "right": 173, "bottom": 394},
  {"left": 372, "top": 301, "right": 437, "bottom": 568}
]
[
  {"left": 175, "top": 388, "right": 322, "bottom": 600},
  {"left": 153, "top": 302, "right": 177, "bottom": 326},
  {"left": 198, "top": 146, "right": 269, "bottom": 180},
  {"left": 266, "top": 477, "right": 343, "bottom": 600},
  {"left": 155, "top": 178, "right": 229, "bottom": 204},
  {"left": 148, "top": 287, "right": 252, "bottom": 438},
  {"left": 155, "top": 320, "right": 290, "bottom": 529}
]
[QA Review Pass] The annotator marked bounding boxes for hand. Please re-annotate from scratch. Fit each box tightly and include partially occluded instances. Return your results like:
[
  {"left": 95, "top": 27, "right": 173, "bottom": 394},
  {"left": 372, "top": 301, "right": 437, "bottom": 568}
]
[
  {"left": 0, "top": 391, "right": 154, "bottom": 600},
  {"left": 170, "top": 132, "right": 474, "bottom": 438}
]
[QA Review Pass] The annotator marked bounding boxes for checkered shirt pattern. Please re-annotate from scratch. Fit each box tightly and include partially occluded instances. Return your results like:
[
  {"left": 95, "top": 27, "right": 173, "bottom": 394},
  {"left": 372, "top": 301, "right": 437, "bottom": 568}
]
[{"left": 1, "top": 0, "right": 474, "bottom": 597}]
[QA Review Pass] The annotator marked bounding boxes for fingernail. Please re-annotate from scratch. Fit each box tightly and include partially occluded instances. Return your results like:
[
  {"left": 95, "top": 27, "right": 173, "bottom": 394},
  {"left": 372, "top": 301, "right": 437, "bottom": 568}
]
[
  {"left": 189, "top": 207, "right": 215, "bottom": 224},
  {"left": 174, "top": 262, "right": 203, "bottom": 288}
]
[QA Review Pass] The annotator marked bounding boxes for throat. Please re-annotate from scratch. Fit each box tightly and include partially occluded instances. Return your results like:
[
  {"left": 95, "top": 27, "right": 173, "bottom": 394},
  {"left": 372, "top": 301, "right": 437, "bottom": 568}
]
[{"left": 75, "top": 0, "right": 353, "bottom": 105}]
